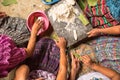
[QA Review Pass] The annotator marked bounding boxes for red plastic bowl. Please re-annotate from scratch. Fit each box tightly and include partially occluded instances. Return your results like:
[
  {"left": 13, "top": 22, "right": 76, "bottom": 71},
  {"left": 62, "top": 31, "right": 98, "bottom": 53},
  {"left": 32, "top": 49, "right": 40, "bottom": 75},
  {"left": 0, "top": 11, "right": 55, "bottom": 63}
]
[{"left": 27, "top": 11, "right": 49, "bottom": 35}]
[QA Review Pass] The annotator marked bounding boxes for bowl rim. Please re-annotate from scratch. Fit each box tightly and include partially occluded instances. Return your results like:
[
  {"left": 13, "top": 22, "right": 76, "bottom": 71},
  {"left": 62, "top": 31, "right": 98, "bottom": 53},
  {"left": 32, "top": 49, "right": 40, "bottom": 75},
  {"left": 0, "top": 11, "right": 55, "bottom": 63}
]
[{"left": 26, "top": 10, "right": 49, "bottom": 35}]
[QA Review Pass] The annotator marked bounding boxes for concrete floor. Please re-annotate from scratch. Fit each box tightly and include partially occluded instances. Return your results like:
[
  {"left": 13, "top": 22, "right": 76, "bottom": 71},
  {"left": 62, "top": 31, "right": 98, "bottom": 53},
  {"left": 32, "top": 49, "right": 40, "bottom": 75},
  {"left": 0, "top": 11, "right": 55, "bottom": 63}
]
[{"left": 0, "top": 0, "right": 50, "bottom": 80}]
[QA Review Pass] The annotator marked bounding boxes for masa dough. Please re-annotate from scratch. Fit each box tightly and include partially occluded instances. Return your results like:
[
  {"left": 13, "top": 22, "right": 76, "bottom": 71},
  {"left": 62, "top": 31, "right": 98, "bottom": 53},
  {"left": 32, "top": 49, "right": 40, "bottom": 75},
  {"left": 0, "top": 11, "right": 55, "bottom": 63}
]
[
  {"left": 66, "top": 0, "right": 75, "bottom": 5},
  {"left": 49, "top": 0, "right": 78, "bottom": 24}
]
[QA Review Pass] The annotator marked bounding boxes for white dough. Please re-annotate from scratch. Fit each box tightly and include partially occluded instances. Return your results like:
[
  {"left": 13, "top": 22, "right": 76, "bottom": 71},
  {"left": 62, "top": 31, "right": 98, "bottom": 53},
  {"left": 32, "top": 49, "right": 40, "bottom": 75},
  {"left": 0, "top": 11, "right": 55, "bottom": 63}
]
[
  {"left": 48, "top": 0, "right": 79, "bottom": 31},
  {"left": 73, "top": 30, "right": 77, "bottom": 40},
  {"left": 66, "top": 0, "right": 75, "bottom": 5},
  {"left": 38, "top": 17, "right": 43, "bottom": 21}
]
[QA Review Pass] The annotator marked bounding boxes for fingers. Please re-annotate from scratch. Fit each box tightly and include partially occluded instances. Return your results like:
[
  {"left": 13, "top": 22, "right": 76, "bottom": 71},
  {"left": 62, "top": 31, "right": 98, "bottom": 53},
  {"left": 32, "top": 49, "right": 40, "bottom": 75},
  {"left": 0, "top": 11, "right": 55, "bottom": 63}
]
[
  {"left": 55, "top": 37, "right": 60, "bottom": 44},
  {"left": 34, "top": 19, "right": 43, "bottom": 30},
  {"left": 59, "top": 37, "right": 66, "bottom": 42},
  {"left": 87, "top": 30, "right": 93, "bottom": 37},
  {"left": 71, "top": 53, "right": 75, "bottom": 60},
  {"left": 0, "top": 12, "right": 5, "bottom": 14},
  {"left": 87, "top": 28, "right": 101, "bottom": 37},
  {"left": 71, "top": 53, "right": 80, "bottom": 62},
  {"left": 87, "top": 33, "right": 93, "bottom": 37},
  {"left": 55, "top": 40, "right": 58, "bottom": 44},
  {"left": 31, "top": 19, "right": 44, "bottom": 35},
  {"left": 81, "top": 55, "right": 92, "bottom": 66},
  {"left": 0, "top": 12, "right": 6, "bottom": 18},
  {"left": 76, "top": 58, "right": 80, "bottom": 67},
  {"left": 36, "top": 19, "right": 43, "bottom": 25},
  {"left": 38, "top": 20, "right": 43, "bottom": 28},
  {"left": 87, "top": 31, "right": 91, "bottom": 35},
  {"left": 87, "top": 29, "right": 94, "bottom": 35},
  {"left": 35, "top": 18, "right": 40, "bottom": 23},
  {"left": 81, "top": 55, "right": 88, "bottom": 64},
  {"left": 55, "top": 37, "right": 66, "bottom": 49},
  {"left": 56, "top": 37, "right": 66, "bottom": 44},
  {"left": 0, "top": 12, "right": 6, "bottom": 15},
  {"left": 82, "top": 55, "right": 90, "bottom": 61}
]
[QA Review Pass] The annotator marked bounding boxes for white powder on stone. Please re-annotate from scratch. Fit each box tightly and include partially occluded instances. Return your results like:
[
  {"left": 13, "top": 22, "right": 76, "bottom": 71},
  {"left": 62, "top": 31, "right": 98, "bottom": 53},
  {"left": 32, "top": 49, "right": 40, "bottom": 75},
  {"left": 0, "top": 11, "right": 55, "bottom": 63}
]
[
  {"left": 66, "top": 0, "right": 75, "bottom": 5},
  {"left": 48, "top": 0, "right": 79, "bottom": 27}
]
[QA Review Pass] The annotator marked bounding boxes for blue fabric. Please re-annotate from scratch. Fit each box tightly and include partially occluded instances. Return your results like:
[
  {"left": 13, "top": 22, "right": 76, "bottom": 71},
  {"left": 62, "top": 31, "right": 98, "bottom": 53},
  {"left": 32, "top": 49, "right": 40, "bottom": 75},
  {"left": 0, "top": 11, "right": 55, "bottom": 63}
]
[{"left": 106, "top": 0, "right": 120, "bottom": 22}]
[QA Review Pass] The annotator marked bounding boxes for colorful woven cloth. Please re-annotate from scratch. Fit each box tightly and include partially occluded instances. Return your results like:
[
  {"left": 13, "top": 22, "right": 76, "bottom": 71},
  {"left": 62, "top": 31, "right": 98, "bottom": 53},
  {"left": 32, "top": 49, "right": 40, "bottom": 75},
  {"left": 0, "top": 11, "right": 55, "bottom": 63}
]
[
  {"left": 84, "top": 0, "right": 120, "bottom": 73},
  {"left": 70, "top": 44, "right": 97, "bottom": 76},
  {"left": 106, "top": 0, "right": 120, "bottom": 22},
  {"left": 88, "top": 36, "right": 120, "bottom": 73},
  {"left": 0, "top": 35, "right": 27, "bottom": 78},
  {"left": 26, "top": 38, "right": 60, "bottom": 79},
  {"left": 85, "top": 0, "right": 120, "bottom": 28}
]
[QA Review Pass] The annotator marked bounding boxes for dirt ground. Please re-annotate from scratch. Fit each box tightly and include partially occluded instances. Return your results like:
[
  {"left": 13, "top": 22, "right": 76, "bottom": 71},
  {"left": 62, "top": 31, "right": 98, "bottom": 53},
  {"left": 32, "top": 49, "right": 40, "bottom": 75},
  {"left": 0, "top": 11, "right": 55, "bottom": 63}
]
[
  {"left": 0, "top": 0, "right": 50, "bottom": 80},
  {"left": 0, "top": 0, "right": 50, "bottom": 19}
]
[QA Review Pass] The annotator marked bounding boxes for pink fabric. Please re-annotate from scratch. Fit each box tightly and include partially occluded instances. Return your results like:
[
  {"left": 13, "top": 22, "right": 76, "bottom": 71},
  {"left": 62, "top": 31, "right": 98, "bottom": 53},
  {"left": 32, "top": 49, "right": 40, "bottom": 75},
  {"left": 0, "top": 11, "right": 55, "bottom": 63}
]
[{"left": 0, "top": 35, "right": 27, "bottom": 78}]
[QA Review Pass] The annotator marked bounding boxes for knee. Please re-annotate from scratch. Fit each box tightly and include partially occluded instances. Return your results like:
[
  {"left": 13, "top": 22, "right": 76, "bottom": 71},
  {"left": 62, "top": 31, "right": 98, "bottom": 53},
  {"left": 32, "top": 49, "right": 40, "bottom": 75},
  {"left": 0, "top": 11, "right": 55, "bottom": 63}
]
[
  {"left": 14, "top": 65, "right": 29, "bottom": 80},
  {"left": 16, "top": 65, "right": 29, "bottom": 73}
]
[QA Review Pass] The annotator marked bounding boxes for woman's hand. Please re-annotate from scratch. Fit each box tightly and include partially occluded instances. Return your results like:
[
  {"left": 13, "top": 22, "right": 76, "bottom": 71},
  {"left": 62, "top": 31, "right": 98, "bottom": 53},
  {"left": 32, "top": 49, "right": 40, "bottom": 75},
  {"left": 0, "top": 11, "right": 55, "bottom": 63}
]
[
  {"left": 56, "top": 37, "right": 67, "bottom": 50},
  {"left": 71, "top": 53, "right": 80, "bottom": 74},
  {"left": 0, "top": 12, "right": 7, "bottom": 18},
  {"left": 87, "top": 28, "right": 101, "bottom": 37},
  {"left": 81, "top": 55, "right": 94, "bottom": 68},
  {"left": 31, "top": 19, "right": 43, "bottom": 35},
  {"left": 56, "top": 37, "right": 67, "bottom": 80},
  {"left": 69, "top": 53, "right": 80, "bottom": 80},
  {"left": 25, "top": 19, "right": 43, "bottom": 57}
]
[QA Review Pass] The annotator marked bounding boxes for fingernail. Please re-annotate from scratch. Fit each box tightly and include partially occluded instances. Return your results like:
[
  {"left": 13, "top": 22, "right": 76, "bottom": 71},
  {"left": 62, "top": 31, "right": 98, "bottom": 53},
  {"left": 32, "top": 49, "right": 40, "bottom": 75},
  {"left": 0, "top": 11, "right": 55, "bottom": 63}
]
[{"left": 87, "top": 32, "right": 90, "bottom": 34}]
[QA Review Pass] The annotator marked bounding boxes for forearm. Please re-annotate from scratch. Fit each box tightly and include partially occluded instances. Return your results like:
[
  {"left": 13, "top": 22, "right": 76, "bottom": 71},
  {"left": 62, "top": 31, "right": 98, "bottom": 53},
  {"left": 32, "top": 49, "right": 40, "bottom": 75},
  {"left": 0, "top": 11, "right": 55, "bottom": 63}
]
[
  {"left": 99, "top": 25, "right": 120, "bottom": 35},
  {"left": 69, "top": 70, "right": 77, "bottom": 80},
  {"left": 56, "top": 48, "right": 67, "bottom": 80},
  {"left": 26, "top": 31, "right": 37, "bottom": 57},
  {"left": 91, "top": 63, "right": 120, "bottom": 80},
  {"left": 59, "top": 49, "right": 67, "bottom": 68}
]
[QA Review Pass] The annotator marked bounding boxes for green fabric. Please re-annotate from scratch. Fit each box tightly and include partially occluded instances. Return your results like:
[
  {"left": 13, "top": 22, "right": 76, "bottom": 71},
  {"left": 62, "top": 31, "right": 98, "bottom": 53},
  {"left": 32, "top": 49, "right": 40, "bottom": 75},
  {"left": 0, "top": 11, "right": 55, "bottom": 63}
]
[
  {"left": 87, "top": 0, "right": 98, "bottom": 6},
  {"left": 77, "top": 0, "right": 98, "bottom": 10},
  {"left": 78, "top": 13, "right": 89, "bottom": 26},
  {"left": 1, "top": 0, "right": 17, "bottom": 6},
  {"left": 77, "top": 0, "right": 86, "bottom": 10}
]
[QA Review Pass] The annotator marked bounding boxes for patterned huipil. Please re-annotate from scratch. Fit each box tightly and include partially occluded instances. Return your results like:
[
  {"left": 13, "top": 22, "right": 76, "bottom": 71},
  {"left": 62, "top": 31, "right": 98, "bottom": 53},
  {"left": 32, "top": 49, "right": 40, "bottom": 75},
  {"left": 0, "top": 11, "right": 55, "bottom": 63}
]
[
  {"left": 84, "top": 0, "right": 120, "bottom": 73},
  {"left": 0, "top": 17, "right": 30, "bottom": 78},
  {"left": 0, "top": 35, "right": 27, "bottom": 78},
  {"left": 26, "top": 38, "right": 60, "bottom": 80}
]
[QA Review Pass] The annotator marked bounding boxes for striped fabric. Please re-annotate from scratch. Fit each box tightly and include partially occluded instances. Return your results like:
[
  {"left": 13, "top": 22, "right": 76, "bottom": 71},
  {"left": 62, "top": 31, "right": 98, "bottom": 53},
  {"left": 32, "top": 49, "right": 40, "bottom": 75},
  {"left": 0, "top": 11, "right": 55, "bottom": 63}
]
[
  {"left": 26, "top": 38, "right": 60, "bottom": 79},
  {"left": 84, "top": 0, "right": 120, "bottom": 73},
  {"left": 0, "top": 35, "right": 27, "bottom": 78},
  {"left": 85, "top": 0, "right": 119, "bottom": 28},
  {"left": 88, "top": 36, "right": 120, "bottom": 73}
]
